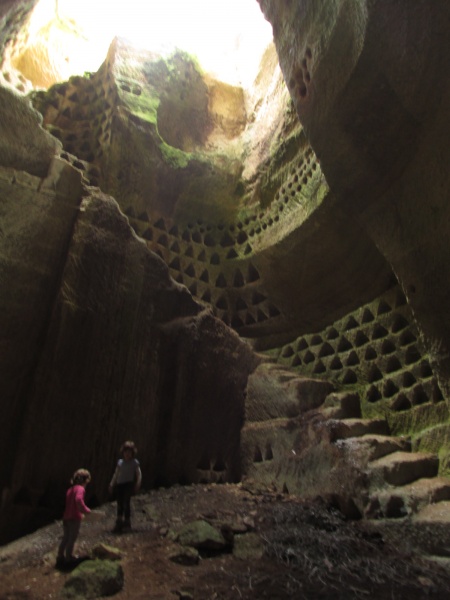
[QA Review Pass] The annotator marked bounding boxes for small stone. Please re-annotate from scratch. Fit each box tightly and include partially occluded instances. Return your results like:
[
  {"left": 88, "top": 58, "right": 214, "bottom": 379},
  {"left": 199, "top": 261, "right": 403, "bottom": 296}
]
[
  {"left": 233, "top": 533, "right": 265, "bottom": 560},
  {"left": 91, "top": 543, "right": 122, "bottom": 561},
  {"left": 168, "top": 545, "right": 200, "bottom": 566}
]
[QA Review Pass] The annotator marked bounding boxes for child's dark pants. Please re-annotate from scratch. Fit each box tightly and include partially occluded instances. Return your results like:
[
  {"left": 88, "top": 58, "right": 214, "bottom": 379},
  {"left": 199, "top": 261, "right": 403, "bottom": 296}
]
[
  {"left": 116, "top": 482, "right": 134, "bottom": 520},
  {"left": 58, "top": 519, "right": 81, "bottom": 559}
]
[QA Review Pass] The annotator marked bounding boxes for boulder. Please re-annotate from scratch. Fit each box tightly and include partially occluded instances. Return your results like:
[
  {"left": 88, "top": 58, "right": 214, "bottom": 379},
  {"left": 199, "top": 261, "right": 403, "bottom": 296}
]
[
  {"left": 61, "top": 559, "right": 124, "bottom": 598},
  {"left": 176, "top": 520, "right": 227, "bottom": 551}
]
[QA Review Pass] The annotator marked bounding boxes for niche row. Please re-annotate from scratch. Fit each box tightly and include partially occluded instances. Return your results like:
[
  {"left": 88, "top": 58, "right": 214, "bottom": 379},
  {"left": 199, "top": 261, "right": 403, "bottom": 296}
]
[
  {"left": 273, "top": 285, "right": 445, "bottom": 412},
  {"left": 130, "top": 217, "right": 283, "bottom": 329},
  {"left": 58, "top": 150, "right": 100, "bottom": 187},
  {"left": 125, "top": 147, "right": 321, "bottom": 254},
  {"left": 1, "top": 68, "right": 30, "bottom": 94},
  {"left": 32, "top": 62, "right": 118, "bottom": 186},
  {"left": 130, "top": 214, "right": 281, "bottom": 329},
  {"left": 272, "top": 147, "right": 320, "bottom": 210},
  {"left": 196, "top": 455, "right": 230, "bottom": 484},
  {"left": 32, "top": 57, "right": 322, "bottom": 262},
  {"left": 253, "top": 442, "right": 274, "bottom": 464},
  {"left": 127, "top": 146, "right": 321, "bottom": 260},
  {"left": 130, "top": 216, "right": 254, "bottom": 260},
  {"left": 234, "top": 147, "right": 322, "bottom": 242},
  {"left": 289, "top": 47, "right": 313, "bottom": 103}
]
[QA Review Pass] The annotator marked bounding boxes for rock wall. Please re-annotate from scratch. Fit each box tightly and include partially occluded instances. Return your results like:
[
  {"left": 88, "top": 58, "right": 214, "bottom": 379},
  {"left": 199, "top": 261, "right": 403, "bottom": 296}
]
[
  {"left": 0, "top": 88, "right": 258, "bottom": 543},
  {"left": 256, "top": 0, "right": 450, "bottom": 475},
  {"left": 270, "top": 284, "right": 449, "bottom": 475},
  {"left": 258, "top": 0, "right": 450, "bottom": 395},
  {"left": 27, "top": 38, "right": 394, "bottom": 348}
]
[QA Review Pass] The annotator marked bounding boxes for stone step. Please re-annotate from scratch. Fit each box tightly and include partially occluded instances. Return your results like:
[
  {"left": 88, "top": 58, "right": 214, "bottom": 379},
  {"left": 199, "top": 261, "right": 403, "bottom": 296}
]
[
  {"left": 276, "top": 373, "right": 302, "bottom": 383},
  {"left": 413, "top": 500, "right": 450, "bottom": 523},
  {"left": 254, "top": 353, "right": 278, "bottom": 364},
  {"left": 368, "top": 451, "right": 439, "bottom": 487},
  {"left": 336, "top": 434, "right": 411, "bottom": 462},
  {"left": 320, "top": 391, "right": 361, "bottom": 420},
  {"left": 328, "top": 418, "right": 390, "bottom": 442},
  {"left": 365, "top": 477, "right": 450, "bottom": 518}
]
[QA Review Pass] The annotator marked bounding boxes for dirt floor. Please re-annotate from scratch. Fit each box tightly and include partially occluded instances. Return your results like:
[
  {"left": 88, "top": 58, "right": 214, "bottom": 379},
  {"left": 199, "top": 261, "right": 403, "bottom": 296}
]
[{"left": 0, "top": 482, "right": 449, "bottom": 599}]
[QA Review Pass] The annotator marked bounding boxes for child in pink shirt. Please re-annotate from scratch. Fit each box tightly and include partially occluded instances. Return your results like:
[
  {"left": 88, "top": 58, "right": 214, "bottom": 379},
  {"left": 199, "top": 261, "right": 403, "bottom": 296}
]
[{"left": 56, "top": 469, "right": 91, "bottom": 567}]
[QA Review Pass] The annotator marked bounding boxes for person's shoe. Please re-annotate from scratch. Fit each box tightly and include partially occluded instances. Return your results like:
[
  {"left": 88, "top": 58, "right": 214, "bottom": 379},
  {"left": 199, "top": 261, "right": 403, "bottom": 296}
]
[{"left": 55, "top": 556, "right": 66, "bottom": 569}]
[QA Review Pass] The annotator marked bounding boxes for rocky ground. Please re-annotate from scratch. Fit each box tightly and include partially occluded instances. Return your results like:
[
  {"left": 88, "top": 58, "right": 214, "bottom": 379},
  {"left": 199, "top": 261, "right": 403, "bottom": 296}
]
[{"left": 0, "top": 482, "right": 449, "bottom": 599}]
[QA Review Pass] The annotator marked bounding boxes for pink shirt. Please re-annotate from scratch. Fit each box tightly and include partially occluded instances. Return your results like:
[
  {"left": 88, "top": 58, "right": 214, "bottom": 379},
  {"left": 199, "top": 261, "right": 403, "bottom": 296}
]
[{"left": 63, "top": 484, "right": 90, "bottom": 521}]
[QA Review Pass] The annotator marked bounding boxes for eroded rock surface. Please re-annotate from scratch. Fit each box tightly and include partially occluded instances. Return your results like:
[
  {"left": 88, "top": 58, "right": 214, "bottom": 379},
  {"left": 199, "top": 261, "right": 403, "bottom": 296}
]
[{"left": 0, "top": 157, "right": 258, "bottom": 543}]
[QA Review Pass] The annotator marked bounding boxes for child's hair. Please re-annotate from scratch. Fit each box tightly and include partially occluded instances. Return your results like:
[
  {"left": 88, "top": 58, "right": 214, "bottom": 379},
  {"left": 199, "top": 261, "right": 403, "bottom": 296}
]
[
  {"left": 120, "top": 440, "right": 137, "bottom": 457},
  {"left": 71, "top": 468, "right": 91, "bottom": 485}
]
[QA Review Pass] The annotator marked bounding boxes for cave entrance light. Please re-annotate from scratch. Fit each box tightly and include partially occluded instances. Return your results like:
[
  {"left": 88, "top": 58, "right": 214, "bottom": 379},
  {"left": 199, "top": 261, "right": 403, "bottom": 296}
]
[{"left": 27, "top": 0, "right": 273, "bottom": 88}]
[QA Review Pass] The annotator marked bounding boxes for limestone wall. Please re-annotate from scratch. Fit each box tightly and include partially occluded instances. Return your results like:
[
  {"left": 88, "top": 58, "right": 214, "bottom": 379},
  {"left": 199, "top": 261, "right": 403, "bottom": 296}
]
[
  {"left": 256, "top": 0, "right": 450, "bottom": 471},
  {"left": 0, "top": 83, "right": 259, "bottom": 543},
  {"left": 268, "top": 284, "right": 449, "bottom": 475},
  {"left": 258, "top": 0, "right": 450, "bottom": 396}
]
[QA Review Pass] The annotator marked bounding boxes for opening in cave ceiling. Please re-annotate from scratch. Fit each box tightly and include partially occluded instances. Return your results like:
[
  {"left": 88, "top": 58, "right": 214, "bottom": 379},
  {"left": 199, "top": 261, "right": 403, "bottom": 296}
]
[{"left": 19, "top": 0, "right": 273, "bottom": 88}]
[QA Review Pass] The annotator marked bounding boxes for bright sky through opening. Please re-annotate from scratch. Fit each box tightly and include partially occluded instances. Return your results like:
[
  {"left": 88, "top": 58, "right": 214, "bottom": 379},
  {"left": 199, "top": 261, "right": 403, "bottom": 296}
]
[{"left": 37, "top": 0, "right": 273, "bottom": 87}]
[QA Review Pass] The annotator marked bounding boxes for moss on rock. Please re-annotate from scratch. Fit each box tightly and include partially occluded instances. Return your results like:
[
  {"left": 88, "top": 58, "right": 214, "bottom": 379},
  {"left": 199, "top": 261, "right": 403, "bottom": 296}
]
[
  {"left": 61, "top": 559, "right": 124, "bottom": 598},
  {"left": 121, "top": 90, "right": 159, "bottom": 126},
  {"left": 159, "top": 142, "right": 192, "bottom": 169}
]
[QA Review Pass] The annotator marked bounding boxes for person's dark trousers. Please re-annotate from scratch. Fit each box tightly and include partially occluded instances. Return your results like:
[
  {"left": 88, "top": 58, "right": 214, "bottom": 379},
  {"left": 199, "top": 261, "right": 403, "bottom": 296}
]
[
  {"left": 116, "top": 481, "right": 134, "bottom": 521},
  {"left": 58, "top": 519, "right": 81, "bottom": 560}
]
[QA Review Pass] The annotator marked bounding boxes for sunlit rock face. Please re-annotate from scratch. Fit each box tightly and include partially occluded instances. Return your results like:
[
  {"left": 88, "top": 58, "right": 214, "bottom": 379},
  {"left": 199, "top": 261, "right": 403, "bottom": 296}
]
[{"left": 24, "top": 36, "right": 392, "bottom": 347}]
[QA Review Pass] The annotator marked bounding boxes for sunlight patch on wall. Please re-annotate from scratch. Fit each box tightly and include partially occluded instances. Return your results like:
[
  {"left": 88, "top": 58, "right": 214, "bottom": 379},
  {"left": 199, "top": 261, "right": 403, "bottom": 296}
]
[{"left": 26, "top": 0, "right": 273, "bottom": 88}]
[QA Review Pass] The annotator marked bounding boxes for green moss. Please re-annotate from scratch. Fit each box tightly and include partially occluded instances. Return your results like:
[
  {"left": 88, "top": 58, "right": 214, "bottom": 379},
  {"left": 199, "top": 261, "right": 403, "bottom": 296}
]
[
  {"left": 143, "top": 50, "right": 204, "bottom": 90},
  {"left": 123, "top": 91, "right": 160, "bottom": 125},
  {"left": 159, "top": 142, "right": 192, "bottom": 169},
  {"left": 165, "top": 49, "right": 204, "bottom": 79},
  {"left": 61, "top": 559, "right": 124, "bottom": 599},
  {"left": 411, "top": 422, "right": 450, "bottom": 477},
  {"left": 389, "top": 402, "right": 449, "bottom": 437}
]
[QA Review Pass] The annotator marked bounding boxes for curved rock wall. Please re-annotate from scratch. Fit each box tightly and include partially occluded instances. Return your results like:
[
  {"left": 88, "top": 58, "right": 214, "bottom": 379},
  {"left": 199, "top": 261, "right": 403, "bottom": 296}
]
[
  {"left": 257, "top": 0, "right": 450, "bottom": 470},
  {"left": 258, "top": 0, "right": 450, "bottom": 400}
]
